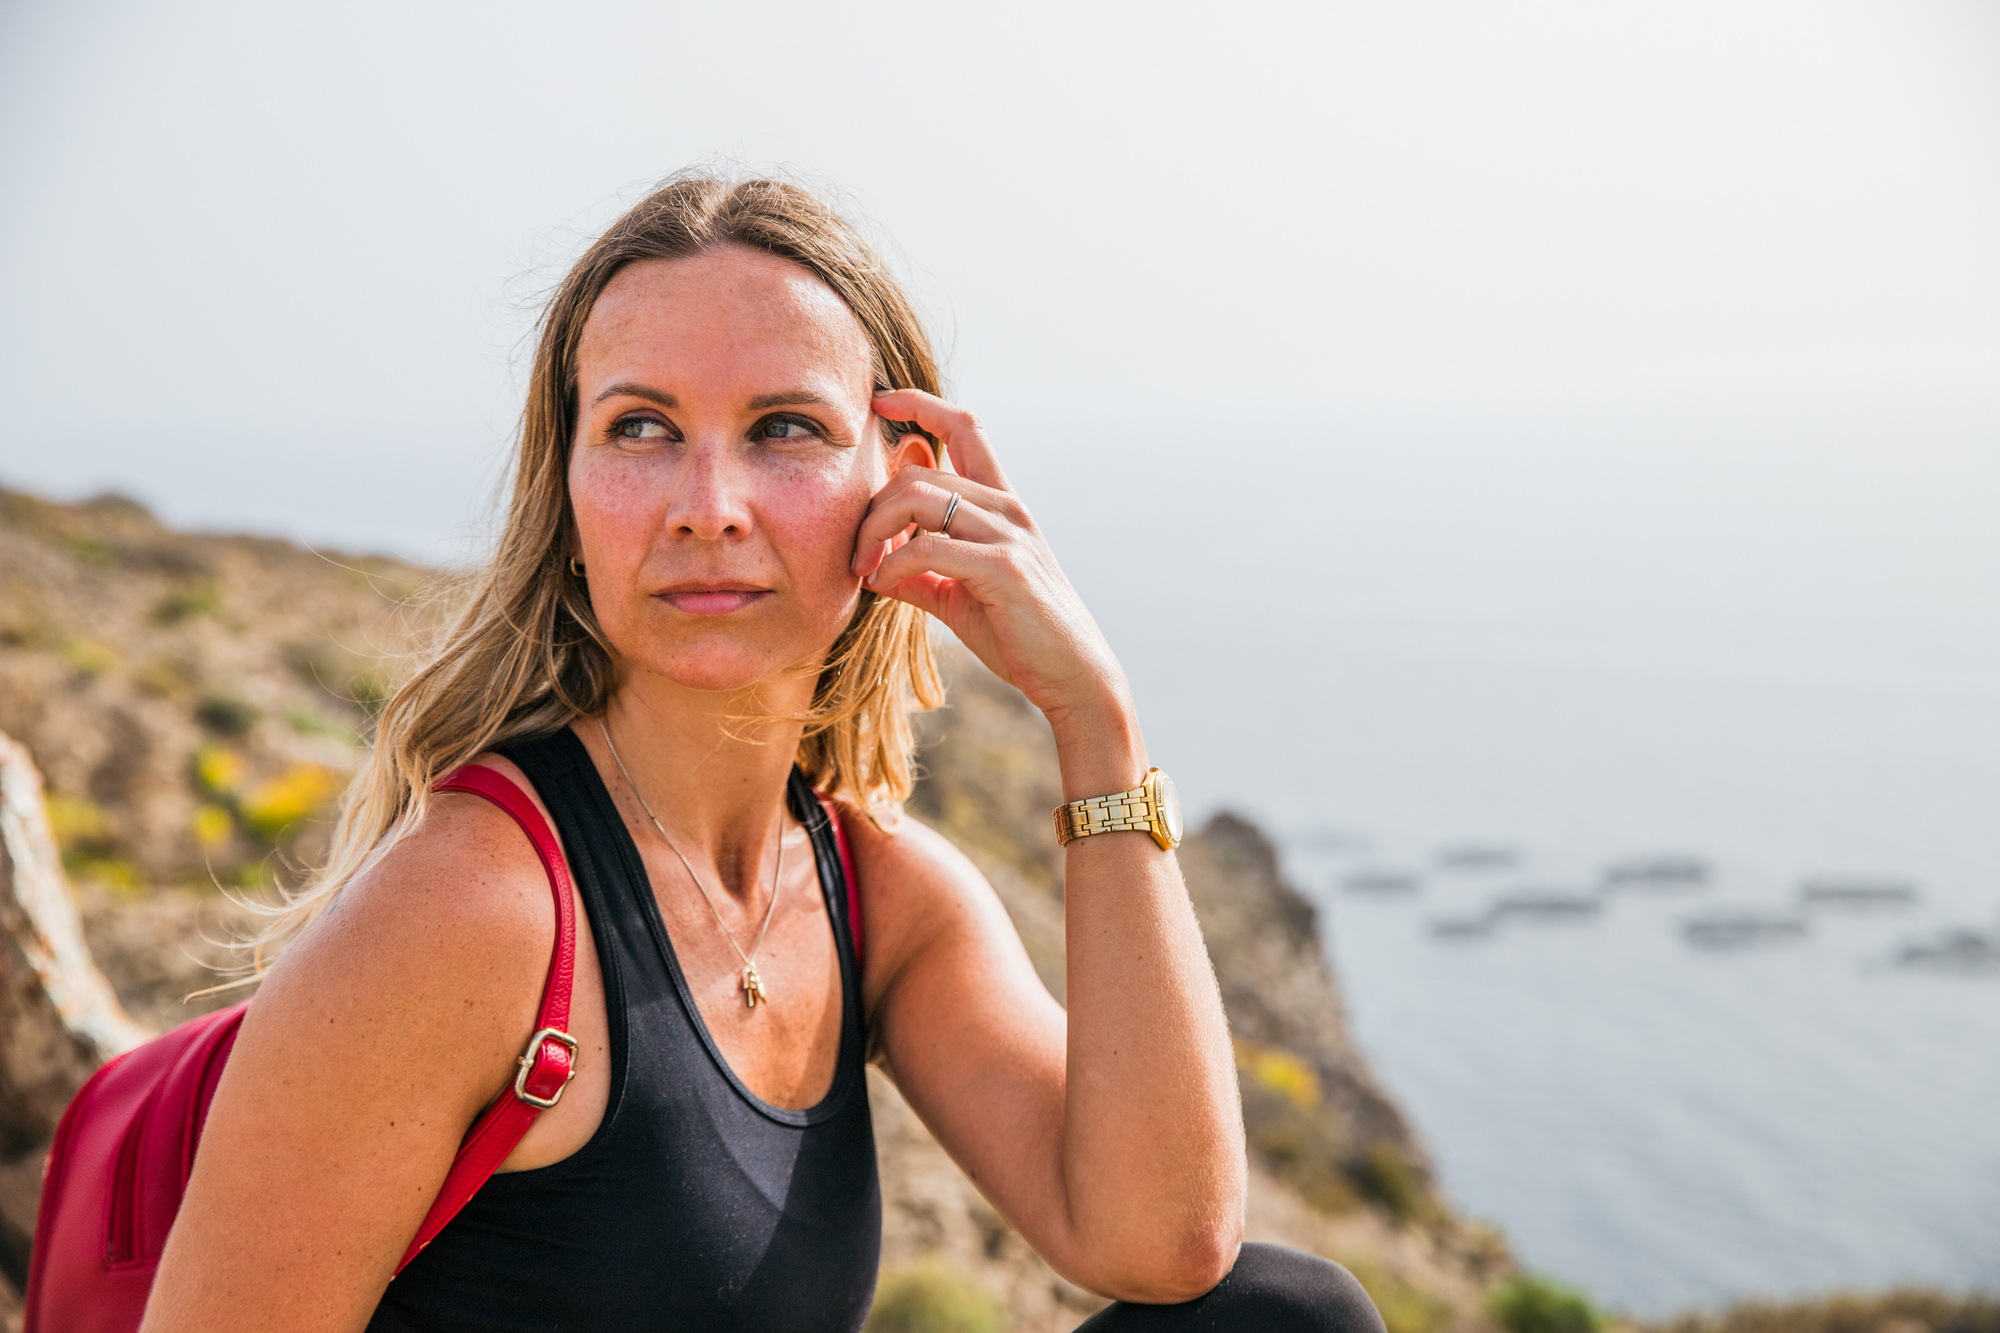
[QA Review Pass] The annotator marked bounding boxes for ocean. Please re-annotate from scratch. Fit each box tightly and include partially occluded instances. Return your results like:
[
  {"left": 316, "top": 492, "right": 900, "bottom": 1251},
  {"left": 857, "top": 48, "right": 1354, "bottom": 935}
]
[{"left": 1264, "top": 637, "right": 2000, "bottom": 1313}]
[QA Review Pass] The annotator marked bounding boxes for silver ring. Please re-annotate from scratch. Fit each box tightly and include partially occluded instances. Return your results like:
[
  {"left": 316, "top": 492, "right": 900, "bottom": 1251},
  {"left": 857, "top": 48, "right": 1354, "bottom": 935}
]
[{"left": 939, "top": 491, "right": 963, "bottom": 537}]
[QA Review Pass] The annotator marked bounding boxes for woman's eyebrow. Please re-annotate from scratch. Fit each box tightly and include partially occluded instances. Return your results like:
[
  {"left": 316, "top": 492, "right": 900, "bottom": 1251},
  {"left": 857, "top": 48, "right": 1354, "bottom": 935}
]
[
  {"left": 746, "top": 389, "right": 837, "bottom": 410},
  {"left": 592, "top": 382, "right": 678, "bottom": 409}
]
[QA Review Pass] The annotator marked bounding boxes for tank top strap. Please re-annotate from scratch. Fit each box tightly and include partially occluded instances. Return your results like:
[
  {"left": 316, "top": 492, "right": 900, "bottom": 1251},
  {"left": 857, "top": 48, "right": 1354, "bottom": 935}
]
[{"left": 788, "top": 769, "right": 863, "bottom": 974}]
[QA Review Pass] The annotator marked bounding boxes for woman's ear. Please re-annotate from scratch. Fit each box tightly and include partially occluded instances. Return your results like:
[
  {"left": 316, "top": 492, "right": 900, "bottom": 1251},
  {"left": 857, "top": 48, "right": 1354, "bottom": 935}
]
[
  {"left": 888, "top": 431, "right": 941, "bottom": 474},
  {"left": 875, "top": 432, "right": 941, "bottom": 557}
]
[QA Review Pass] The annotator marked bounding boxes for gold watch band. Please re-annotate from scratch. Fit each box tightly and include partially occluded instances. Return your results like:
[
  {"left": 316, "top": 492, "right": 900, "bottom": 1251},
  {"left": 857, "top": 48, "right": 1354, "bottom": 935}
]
[{"left": 1053, "top": 784, "right": 1154, "bottom": 847}]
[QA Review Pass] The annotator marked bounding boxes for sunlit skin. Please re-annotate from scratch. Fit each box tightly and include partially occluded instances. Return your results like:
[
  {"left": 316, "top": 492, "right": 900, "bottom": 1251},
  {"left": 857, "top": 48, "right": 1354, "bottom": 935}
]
[{"left": 141, "top": 245, "right": 1245, "bottom": 1332}]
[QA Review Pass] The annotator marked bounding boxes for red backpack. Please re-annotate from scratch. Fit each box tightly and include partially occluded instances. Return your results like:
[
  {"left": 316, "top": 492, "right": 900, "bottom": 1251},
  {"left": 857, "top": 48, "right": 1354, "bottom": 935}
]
[{"left": 23, "top": 766, "right": 582, "bottom": 1333}]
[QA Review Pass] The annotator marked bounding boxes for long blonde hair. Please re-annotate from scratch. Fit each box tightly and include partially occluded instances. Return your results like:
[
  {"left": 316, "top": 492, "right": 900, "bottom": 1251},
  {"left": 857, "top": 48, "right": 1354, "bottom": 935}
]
[{"left": 261, "top": 173, "right": 945, "bottom": 958}]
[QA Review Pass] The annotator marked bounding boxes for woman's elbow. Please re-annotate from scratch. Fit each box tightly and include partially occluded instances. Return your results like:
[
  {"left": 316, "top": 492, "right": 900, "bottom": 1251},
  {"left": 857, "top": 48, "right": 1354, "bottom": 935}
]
[
  {"left": 1161, "top": 1219, "right": 1244, "bottom": 1302},
  {"left": 1094, "top": 1216, "right": 1244, "bottom": 1305}
]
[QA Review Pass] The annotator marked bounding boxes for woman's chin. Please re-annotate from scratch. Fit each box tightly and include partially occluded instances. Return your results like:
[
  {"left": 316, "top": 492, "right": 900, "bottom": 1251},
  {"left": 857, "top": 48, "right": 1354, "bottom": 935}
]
[{"left": 616, "top": 646, "right": 814, "bottom": 700}]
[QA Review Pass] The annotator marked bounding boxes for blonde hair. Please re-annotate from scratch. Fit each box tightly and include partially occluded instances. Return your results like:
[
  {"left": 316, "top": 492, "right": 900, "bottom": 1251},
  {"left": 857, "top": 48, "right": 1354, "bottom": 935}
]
[{"left": 259, "top": 173, "right": 945, "bottom": 958}]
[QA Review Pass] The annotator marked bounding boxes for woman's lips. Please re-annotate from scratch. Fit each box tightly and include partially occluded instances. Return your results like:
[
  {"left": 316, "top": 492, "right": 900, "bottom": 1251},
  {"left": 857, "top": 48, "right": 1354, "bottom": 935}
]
[{"left": 655, "top": 589, "right": 772, "bottom": 616}]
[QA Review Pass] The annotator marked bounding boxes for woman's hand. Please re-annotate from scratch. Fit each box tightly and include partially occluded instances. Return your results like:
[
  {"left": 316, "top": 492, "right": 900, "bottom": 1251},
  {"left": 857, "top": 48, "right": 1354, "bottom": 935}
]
[{"left": 855, "top": 390, "right": 1126, "bottom": 734}]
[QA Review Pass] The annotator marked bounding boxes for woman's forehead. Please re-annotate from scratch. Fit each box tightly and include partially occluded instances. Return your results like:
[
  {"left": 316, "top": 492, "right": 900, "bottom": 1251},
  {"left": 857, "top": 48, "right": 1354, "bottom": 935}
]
[{"left": 578, "top": 248, "right": 872, "bottom": 391}]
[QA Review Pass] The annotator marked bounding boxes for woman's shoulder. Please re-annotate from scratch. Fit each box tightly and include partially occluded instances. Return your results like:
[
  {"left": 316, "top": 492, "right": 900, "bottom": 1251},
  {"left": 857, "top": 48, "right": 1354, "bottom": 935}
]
[
  {"left": 829, "top": 797, "right": 982, "bottom": 888},
  {"left": 268, "top": 753, "right": 559, "bottom": 1008},
  {"left": 827, "top": 797, "right": 1005, "bottom": 962}
]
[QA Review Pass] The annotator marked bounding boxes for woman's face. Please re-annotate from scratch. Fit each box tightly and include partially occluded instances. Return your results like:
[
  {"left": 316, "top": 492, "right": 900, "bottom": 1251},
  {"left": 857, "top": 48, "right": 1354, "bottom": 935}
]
[{"left": 568, "top": 246, "right": 927, "bottom": 696}]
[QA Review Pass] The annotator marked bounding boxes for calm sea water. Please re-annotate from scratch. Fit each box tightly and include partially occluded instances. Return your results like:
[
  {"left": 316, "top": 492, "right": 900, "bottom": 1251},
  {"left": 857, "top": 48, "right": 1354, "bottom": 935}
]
[
  {"left": 1261, "top": 640, "right": 2000, "bottom": 1314},
  {"left": 1018, "top": 399, "right": 2000, "bottom": 1314}
]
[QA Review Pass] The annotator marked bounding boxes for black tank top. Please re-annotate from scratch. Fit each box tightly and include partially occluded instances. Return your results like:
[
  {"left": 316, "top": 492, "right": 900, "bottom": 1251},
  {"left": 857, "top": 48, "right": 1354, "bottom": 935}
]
[{"left": 369, "top": 728, "right": 881, "bottom": 1332}]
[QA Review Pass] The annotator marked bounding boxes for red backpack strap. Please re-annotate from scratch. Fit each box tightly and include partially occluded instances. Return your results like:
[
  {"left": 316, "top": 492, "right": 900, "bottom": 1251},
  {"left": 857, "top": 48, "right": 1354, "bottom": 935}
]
[
  {"left": 816, "top": 795, "right": 862, "bottom": 969},
  {"left": 396, "top": 764, "right": 578, "bottom": 1273}
]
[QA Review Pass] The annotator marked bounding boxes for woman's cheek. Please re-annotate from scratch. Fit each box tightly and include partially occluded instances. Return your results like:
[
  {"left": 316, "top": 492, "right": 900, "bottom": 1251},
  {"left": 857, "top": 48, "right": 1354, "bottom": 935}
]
[
  {"left": 569, "top": 451, "right": 664, "bottom": 561},
  {"left": 781, "top": 487, "right": 861, "bottom": 574},
  {"left": 771, "top": 473, "right": 873, "bottom": 598}
]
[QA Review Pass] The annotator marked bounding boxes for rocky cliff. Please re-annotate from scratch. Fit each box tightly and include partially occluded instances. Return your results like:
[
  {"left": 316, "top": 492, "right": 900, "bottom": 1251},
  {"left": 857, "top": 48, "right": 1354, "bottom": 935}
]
[{"left": 0, "top": 486, "right": 1506, "bottom": 1330}]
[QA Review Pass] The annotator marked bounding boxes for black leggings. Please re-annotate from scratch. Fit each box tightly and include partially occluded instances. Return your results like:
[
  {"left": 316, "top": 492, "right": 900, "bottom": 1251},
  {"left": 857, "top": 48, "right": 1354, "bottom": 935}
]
[{"left": 1077, "top": 1243, "right": 1387, "bottom": 1333}]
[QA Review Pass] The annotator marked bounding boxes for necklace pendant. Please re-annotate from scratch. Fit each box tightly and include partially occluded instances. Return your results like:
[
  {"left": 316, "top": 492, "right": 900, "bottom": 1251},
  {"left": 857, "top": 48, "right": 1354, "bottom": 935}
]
[{"left": 740, "top": 963, "right": 770, "bottom": 1009}]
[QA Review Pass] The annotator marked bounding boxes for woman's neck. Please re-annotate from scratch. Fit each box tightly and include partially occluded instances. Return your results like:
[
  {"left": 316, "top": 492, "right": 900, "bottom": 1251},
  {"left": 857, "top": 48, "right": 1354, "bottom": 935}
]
[{"left": 579, "top": 667, "right": 813, "bottom": 901}]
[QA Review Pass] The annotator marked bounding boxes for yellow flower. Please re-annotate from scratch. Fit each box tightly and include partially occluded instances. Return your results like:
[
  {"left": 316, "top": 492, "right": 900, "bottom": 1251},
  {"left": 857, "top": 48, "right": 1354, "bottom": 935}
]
[
  {"left": 45, "top": 793, "right": 112, "bottom": 851},
  {"left": 195, "top": 744, "right": 247, "bottom": 796},
  {"left": 61, "top": 638, "right": 118, "bottom": 677},
  {"left": 192, "top": 804, "right": 234, "bottom": 848},
  {"left": 241, "top": 765, "right": 339, "bottom": 840},
  {"left": 1233, "top": 1038, "right": 1322, "bottom": 1109}
]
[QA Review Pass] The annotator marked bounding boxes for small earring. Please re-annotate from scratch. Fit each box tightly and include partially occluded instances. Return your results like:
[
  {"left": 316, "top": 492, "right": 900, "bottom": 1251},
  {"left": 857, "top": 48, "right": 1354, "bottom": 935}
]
[{"left": 568, "top": 558, "right": 586, "bottom": 577}]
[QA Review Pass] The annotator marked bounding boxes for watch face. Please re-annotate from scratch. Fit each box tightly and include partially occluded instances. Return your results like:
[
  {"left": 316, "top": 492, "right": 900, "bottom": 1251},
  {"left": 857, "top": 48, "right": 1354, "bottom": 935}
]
[{"left": 1156, "top": 770, "right": 1184, "bottom": 844}]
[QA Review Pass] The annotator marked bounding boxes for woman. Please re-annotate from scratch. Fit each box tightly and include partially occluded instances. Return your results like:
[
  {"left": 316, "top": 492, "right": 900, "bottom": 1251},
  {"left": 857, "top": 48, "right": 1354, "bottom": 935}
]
[{"left": 143, "top": 175, "right": 1384, "bottom": 1332}]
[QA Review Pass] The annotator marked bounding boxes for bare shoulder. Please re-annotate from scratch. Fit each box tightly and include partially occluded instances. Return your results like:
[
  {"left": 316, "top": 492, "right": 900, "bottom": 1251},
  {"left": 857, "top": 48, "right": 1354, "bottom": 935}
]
[
  {"left": 836, "top": 802, "right": 990, "bottom": 925},
  {"left": 286, "top": 758, "right": 551, "bottom": 973},
  {"left": 242, "top": 754, "right": 556, "bottom": 1092},
  {"left": 831, "top": 800, "right": 1038, "bottom": 1019}
]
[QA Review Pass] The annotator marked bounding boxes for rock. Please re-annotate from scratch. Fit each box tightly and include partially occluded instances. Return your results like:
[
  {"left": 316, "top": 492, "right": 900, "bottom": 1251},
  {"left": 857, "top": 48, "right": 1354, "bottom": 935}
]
[
  {"left": 1489, "top": 891, "right": 1602, "bottom": 923},
  {"left": 1183, "top": 811, "right": 1436, "bottom": 1221},
  {"left": 1434, "top": 845, "right": 1519, "bottom": 872},
  {"left": 1602, "top": 855, "right": 1709, "bottom": 890},
  {"left": 1798, "top": 877, "right": 1919, "bottom": 909},
  {"left": 1342, "top": 869, "right": 1425, "bottom": 895},
  {"left": 0, "top": 731, "right": 152, "bottom": 1291},
  {"left": 1680, "top": 913, "right": 1809, "bottom": 950},
  {"left": 1427, "top": 913, "right": 1498, "bottom": 941},
  {"left": 1895, "top": 928, "right": 2000, "bottom": 975}
]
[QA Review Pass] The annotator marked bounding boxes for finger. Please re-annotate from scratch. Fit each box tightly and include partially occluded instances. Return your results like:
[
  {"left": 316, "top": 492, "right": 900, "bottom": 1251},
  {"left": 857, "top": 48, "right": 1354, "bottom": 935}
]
[
  {"left": 870, "top": 390, "right": 1011, "bottom": 493},
  {"left": 850, "top": 468, "right": 1021, "bottom": 577},
  {"left": 870, "top": 462, "right": 1018, "bottom": 523},
  {"left": 851, "top": 534, "right": 895, "bottom": 582},
  {"left": 853, "top": 482, "right": 998, "bottom": 556},
  {"left": 870, "top": 568, "right": 956, "bottom": 620},
  {"left": 865, "top": 529, "right": 1014, "bottom": 596},
  {"left": 868, "top": 463, "right": 1024, "bottom": 532}
]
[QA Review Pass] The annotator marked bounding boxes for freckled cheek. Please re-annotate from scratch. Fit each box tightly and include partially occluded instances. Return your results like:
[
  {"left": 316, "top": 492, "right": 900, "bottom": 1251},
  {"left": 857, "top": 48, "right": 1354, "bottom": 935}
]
[
  {"left": 568, "top": 454, "right": 667, "bottom": 565},
  {"left": 764, "top": 477, "right": 874, "bottom": 587}
]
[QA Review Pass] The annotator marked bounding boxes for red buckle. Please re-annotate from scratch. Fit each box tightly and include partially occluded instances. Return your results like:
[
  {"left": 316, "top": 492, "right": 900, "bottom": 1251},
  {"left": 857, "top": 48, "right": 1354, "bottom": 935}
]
[{"left": 513, "top": 1027, "right": 579, "bottom": 1109}]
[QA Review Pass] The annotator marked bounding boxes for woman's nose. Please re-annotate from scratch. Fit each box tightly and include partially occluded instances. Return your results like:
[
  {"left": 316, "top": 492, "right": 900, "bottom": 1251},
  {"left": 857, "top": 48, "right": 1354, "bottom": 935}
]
[{"left": 664, "top": 441, "right": 754, "bottom": 541}]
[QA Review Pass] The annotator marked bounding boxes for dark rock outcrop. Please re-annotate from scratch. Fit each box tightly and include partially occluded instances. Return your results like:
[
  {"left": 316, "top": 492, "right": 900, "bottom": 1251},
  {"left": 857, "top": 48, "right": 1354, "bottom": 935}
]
[{"left": 910, "top": 654, "right": 1436, "bottom": 1223}]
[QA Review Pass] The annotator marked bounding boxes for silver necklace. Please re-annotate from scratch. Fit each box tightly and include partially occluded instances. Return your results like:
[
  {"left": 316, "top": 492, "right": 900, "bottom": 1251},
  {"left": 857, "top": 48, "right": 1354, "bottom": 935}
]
[{"left": 598, "top": 717, "right": 782, "bottom": 1009}]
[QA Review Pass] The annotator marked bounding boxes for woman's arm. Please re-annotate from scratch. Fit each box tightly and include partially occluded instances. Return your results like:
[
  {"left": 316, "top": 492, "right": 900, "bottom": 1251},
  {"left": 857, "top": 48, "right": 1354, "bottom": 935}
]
[
  {"left": 854, "top": 391, "right": 1245, "bottom": 1302},
  {"left": 140, "top": 792, "right": 560, "bottom": 1333}
]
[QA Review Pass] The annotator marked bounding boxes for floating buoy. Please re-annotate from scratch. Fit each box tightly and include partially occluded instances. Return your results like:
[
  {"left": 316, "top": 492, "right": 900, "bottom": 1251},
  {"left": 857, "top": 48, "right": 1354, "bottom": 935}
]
[{"left": 1681, "top": 913, "right": 1808, "bottom": 950}]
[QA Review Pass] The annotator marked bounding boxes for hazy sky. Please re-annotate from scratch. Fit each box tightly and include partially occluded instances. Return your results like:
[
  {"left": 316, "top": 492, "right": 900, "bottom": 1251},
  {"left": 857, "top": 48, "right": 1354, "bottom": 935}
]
[{"left": 4, "top": 0, "right": 1999, "bottom": 695}]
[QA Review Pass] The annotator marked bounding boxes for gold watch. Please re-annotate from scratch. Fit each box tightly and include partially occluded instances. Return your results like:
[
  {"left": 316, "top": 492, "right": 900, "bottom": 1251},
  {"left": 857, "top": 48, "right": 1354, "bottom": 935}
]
[{"left": 1053, "top": 768, "right": 1184, "bottom": 851}]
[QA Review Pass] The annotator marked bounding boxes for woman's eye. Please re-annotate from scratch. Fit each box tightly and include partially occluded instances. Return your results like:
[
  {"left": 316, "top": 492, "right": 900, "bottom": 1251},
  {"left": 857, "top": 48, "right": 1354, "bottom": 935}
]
[
  {"left": 758, "top": 416, "right": 820, "bottom": 441},
  {"left": 614, "top": 418, "right": 670, "bottom": 440}
]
